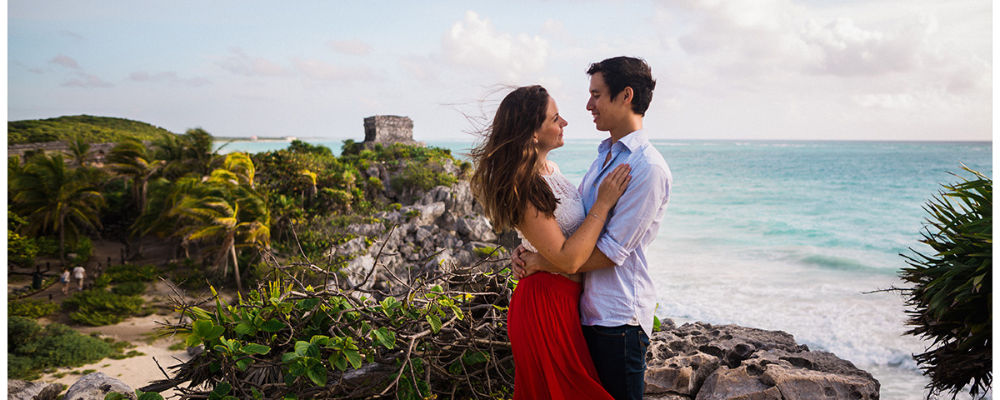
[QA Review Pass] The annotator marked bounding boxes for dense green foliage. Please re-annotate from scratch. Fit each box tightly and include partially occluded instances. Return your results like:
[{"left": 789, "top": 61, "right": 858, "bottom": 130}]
[
  {"left": 8, "top": 115, "right": 174, "bottom": 145},
  {"left": 62, "top": 289, "right": 146, "bottom": 326},
  {"left": 10, "top": 153, "right": 105, "bottom": 263},
  {"left": 900, "top": 166, "right": 992, "bottom": 399},
  {"left": 8, "top": 298, "right": 59, "bottom": 318},
  {"left": 8, "top": 316, "right": 117, "bottom": 380},
  {"left": 156, "top": 262, "right": 515, "bottom": 399},
  {"left": 255, "top": 139, "right": 467, "bottom": 264}
]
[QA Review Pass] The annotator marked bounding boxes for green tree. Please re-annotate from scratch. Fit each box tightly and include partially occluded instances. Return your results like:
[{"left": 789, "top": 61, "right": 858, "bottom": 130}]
[
  {"left": 169, "top": 153, "right": 270, "bottom": 292},
  {"left": 107, "top": 139, "right": 165, "bottom": 216},
  {"left": 154, "top": 128, "right": 218, "bottom": 179},
  {"left": 900, "top": 166, "right": 991, "bottom": 399},
  {"left": 67, "top": 136, "right": 91, "bottom": 167},
  {"left": 11, "top": 154, "right": 105, "bottom": 264}
]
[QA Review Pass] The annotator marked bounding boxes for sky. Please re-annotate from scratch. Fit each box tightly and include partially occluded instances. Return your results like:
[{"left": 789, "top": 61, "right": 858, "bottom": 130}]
[{"left": 6, "top": 0, "right": 993, "bottom": 142}]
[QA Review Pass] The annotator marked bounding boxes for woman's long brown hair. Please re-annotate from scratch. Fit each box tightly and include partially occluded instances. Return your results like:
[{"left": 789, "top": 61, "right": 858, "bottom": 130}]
[{"left": 470, "top": 85, "right": 557, "bottom": 232}]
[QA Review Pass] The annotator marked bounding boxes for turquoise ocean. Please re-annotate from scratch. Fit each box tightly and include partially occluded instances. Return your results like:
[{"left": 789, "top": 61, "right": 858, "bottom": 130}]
[{"left": 218, "top": 139, "right": 992, "bottom": 400}]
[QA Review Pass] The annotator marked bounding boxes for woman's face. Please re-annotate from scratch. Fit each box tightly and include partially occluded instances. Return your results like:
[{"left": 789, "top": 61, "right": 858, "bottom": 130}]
[{"left": 534, "top": 97, "right": 568, "bottom": 152}]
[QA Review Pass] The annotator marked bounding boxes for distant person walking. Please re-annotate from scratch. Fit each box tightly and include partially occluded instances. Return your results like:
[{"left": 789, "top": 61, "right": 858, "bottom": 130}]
[
  {"left": 72, "top": 265, "right": 86, "bottom": 291},
  {"left": 61, "top": 267, "right": 71, "bottom": 294}
]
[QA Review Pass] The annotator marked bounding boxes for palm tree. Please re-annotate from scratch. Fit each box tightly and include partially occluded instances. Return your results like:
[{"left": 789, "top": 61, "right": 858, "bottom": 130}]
[
  {"left": 169, "top": 153, "right": 270, "bottom": 292},
  {"left": 154, "top": 128, "right": 220, "bottom": 179},
  {"left": 107, "top": 139, "right": 165, "bottom": 216},
  {"left": 67, "top": 137, "right": 91, "bottom": 167},
  {"left": 11, "top": 154, "right": 105, "bottom": 264}
]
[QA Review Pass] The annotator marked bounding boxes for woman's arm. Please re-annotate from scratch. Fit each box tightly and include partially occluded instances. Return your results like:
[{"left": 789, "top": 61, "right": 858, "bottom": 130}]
[{"left": 516, "top": 164, "right": 631, "bottom": 274}]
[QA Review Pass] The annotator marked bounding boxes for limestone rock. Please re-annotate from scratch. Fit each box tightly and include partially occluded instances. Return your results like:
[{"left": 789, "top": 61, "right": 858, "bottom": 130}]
[
  {"left": 695, "top": 366, "right": 781, "bottom": 400},
  {"left": 63, "top": 372, "right": 135, "bottom": 400},
  {"left": 456, "top": 215, "right": 497, "bottom": 242},
  {"left": 7, "top": 379, "right": 62, "bottom": 400},
  {"left": 645, "top": 322, "right": 879, "bottom": 400}
]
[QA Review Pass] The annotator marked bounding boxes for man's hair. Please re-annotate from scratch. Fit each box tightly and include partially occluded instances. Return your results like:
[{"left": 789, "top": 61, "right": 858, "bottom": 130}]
[{"left": 587, "top": 56, "right": 656, "bottom": 116}]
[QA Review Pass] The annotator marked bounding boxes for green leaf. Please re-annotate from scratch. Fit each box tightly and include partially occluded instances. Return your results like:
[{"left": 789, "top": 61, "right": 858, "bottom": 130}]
[
  {"left": 329, "top": 353, "right": 348, "bottom": 371},
  {"left": 236, "top": 358, "right": 251, "bottom": 371},
  {"left": 261, "top": 318, "right": 286, "bottom": 332},
  {"left": 243, "top": 343, "right": 270, "bottom": 355},
  {"left": 653, "top": 315, "right": 662, "bottom": 333},
  {"left": 306, "top": 359, "right": 328, "bottom": 386},
  {"left": 294, "top": 341, "right": 311, "bottom": 357},
  {"left": 372, "top": 327, "right": 396, "bottom": 349},
  {"left": 192, "top": 320, "right": 225, "bottom": 341},
  {"left": 462, "top": 350, "right": 489, "bottom": 366},
  {"left": 234, "top": 321, "right": 255, "bottom": 336},
  {"left": 344, "top": 349, "right": 362, "bottom": 370},
  {"left": 297, "top": 298, "right": 320, "bottom": 310},
  {"left": 426, "top": 314, "right": 442, "bottom": 334},
  {"left": 136, "top": 391, "right": 165, "bottom": 400}
]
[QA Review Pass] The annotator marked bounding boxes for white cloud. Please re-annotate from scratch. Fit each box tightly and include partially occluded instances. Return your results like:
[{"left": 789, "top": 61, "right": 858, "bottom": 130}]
[
  {"left": 130, "top": 71, "right": 211, "bottom": 87},
  {"left": 218, "top": 48, "right": 288, "bottom": 77},
  {"left": 441, "top": 11, "right": 549, "bottom": 82},
  {"left": 292, "top": 58, "right": 377, "bottom": 81},
  {"left": 62, "top": 73, "right": 113, "bottom": 88},
  {"left": 328, "top": 39, "right": 372, "bottom": 56},
  {"left": 50, "top": 54, "right": 80, "bottom": 69},
  {"left": 398, "top": 55, "right": 438, "bottom": 83}
]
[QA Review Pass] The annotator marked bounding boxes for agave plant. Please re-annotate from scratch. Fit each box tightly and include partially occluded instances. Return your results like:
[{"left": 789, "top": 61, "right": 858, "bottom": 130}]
[{"left": 900, "top": 165, "right": 991, "bottom": 399}]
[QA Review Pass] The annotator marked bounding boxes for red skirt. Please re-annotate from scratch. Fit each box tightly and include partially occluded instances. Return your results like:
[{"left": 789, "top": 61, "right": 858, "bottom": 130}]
[{"left": 507, "top": 272, "right": 614, "bottom": 400}]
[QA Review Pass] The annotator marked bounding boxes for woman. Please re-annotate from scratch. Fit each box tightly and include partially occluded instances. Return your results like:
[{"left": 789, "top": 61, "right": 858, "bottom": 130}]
[{"left": 470, "top": 85, "right": 630, "bottom": 399}]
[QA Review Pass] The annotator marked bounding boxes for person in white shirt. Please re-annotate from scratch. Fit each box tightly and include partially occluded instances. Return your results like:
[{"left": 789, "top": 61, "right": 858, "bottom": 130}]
[
  {"left": 72, "top": 265, "right": 86, "bottom": 291},
  {"left": 513, "top": 56, "right": 671, "bottom": 400}
]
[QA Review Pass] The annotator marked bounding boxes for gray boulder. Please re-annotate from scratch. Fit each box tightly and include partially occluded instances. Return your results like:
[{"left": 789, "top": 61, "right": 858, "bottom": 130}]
[
  {"left": 7, "top": 380, "right": 62, "bottom": 400},
  {"left": 62, "top": 372, "right": 135, "bottom": 400},
  {"left": 646, "top": 322, "right": 879, "bottom": 400},
  {"left": 456, "top": 215, "right": 497, "bottom": 242}
]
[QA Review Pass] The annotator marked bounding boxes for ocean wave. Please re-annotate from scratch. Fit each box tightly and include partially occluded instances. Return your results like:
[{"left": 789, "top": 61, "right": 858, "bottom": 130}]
[{"left": 793, "top": 253, "right": 896, "bottom": 275}]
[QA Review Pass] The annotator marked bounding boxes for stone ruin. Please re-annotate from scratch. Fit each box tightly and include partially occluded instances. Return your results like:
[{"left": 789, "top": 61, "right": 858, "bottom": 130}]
[{"left": 363, "top": 115, "right": 424, "bottom": 147}]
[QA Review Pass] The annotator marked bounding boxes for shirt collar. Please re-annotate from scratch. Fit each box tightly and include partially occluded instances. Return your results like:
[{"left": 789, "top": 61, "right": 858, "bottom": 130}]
[{"left": 598, "top": 129, "right": 648, "bottom": 153}]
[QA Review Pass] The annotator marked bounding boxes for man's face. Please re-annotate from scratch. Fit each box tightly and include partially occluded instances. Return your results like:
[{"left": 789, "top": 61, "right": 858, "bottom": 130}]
[{"left": 586, "top": 72, "right": 627, "bottom": 132}]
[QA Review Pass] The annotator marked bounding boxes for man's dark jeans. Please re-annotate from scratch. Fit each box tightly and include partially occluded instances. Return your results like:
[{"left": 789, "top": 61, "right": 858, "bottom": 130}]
[{"left": 582, "top": 324, "right": 649, "bottom": 400}]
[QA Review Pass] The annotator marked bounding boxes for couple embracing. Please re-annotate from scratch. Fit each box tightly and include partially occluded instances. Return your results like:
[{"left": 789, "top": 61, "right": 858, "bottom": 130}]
[{"left": 470, "top": 56, "right": 672, "bottom": 400}]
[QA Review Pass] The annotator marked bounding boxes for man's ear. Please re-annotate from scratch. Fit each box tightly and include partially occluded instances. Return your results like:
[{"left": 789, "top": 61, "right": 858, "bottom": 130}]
[{"left": 622, "top": 87, "right": 634, "bottom": 105}]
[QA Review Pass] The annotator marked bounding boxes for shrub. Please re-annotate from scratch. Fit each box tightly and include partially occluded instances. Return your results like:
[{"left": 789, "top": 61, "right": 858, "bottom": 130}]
[
  {"left": 900, "top": 166, "right": 991, "bottom": 399},
  {"left": 69, "top": 237, "right": 93, "bottom": 263},
  {"left": 62, "top": 289, "right": 144, "bottom": 326},
  {"left": 473, "top": 246, "right": 505, "bottom": 259},
  {"left": 105, "top": 264, "right": 158, "bottom": 283},
  {"left": 8, "top": 316, "right": 117, "bottom": 380},
  {"left": 391, "top": 162, "right": 457, "bottom": 193},
  {"left": 7, "top": 230, "right": 38, "bottom": 267},
  {"left": 111, "top": 281, "right": 147, "bottom": 296},
  {"left": 9, "top": 298, "right": 59, "bottom": 318}
]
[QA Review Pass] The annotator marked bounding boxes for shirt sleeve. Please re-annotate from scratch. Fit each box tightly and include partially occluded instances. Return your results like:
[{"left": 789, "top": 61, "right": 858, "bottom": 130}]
[{"left": 595, "top": 162, "right": 670, "bottom": 265}]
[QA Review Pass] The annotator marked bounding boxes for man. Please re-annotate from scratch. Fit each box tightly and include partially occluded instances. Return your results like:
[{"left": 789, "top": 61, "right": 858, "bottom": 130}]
[
  {"left": 72, "top": 264, "right": 86, "bottom": 291},
  {"left": 513, "top": 56, "right": 671, "bottom": 400}
]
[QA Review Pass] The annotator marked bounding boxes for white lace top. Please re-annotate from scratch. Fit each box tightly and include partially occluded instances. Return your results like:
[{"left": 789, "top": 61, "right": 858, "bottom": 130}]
[{"left": 517, "top": 161, "right": 586, "bottom": 254}]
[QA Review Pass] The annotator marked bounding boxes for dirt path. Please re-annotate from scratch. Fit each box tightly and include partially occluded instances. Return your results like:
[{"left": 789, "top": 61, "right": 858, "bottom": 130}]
[{"left": 11, "top": 238, "right": 229, "bottom": 397}]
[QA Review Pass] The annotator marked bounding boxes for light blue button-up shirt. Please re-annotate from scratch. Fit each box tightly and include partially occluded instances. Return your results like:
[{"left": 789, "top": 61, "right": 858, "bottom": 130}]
[{"left": 578, "top": 129, "right": 671, "bottom": 337}]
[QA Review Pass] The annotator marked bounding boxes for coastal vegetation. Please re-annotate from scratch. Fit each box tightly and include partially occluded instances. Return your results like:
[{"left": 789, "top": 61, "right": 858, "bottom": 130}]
[
  {"left": 8, "top": 117, "right": 486, "bottom": 398},
  {"left": 900, "top": 166, "right": 992, "bottom": 399},
  {"left": 7, "top": 115, "right": 174, "bottom": 145}
]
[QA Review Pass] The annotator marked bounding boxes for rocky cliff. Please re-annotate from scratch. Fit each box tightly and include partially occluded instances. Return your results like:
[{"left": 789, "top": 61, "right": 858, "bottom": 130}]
[{"left": 327, "top": 179, "right": 881, "bottom": 399}]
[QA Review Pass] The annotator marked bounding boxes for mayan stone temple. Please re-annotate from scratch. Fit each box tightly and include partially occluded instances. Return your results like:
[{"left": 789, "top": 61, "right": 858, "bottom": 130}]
[{"left": 363, "top": 115, "right": 423, "bottom": 147}]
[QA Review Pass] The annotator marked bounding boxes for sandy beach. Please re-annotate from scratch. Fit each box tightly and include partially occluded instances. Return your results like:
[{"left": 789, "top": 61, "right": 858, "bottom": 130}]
[{"left": 9, "top": 239, "right": 219, "bottom": 398}]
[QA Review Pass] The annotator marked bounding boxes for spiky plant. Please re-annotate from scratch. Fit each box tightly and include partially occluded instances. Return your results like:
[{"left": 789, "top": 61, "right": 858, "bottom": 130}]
[{"left": 900, "top": 166, "right": 991, "bottom": 399}]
